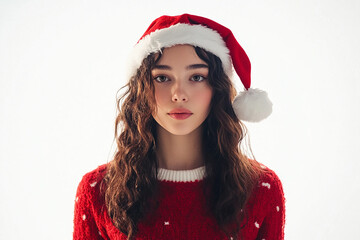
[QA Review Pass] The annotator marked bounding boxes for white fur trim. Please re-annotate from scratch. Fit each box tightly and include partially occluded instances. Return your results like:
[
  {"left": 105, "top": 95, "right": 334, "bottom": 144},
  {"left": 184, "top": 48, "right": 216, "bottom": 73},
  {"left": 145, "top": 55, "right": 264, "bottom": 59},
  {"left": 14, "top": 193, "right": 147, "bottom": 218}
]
[
  {"left": 126, "top": 23, "right": 232, "bottom": 79},
  {"left": 232, "top": 88, "right": 273, "bottom": 122}
]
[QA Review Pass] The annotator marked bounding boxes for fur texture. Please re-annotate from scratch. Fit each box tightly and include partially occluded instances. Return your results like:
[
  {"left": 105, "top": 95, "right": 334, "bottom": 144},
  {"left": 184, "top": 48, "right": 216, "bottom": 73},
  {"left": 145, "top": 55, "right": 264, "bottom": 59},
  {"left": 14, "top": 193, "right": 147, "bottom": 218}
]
[
  {"left": 127, "top": 23, "right": 232, "bottom": 80},
  {"left": 232, "top": 88, "right": 273, "bottom": 122}
]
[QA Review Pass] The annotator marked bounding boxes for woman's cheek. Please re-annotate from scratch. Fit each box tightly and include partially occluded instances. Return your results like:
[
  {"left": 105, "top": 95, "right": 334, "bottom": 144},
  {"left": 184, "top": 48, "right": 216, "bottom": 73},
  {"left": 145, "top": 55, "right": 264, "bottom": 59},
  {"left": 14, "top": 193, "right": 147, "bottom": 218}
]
[
  {"left": 154, "top": 87, "right": 168, "bottom": 106},
  {"left": 197, "top": 87, "right": 213, "bottom": 105}
]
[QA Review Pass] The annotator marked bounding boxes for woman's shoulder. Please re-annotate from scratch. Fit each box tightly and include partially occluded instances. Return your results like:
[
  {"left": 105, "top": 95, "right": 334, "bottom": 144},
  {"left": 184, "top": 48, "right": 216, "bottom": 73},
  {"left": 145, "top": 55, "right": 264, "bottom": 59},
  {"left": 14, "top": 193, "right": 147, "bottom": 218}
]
[
  {"left": 79, "top": 163, "right": 108, "bottom": 185},
  {"left": 75, "top": 163, "right": 108, "bottom": 201},
  {"left": 257, "top": 163, "right": 283, "bottom": 188},
  {"left": 251, "top": 162, "right": 285, "bottom": 212}
]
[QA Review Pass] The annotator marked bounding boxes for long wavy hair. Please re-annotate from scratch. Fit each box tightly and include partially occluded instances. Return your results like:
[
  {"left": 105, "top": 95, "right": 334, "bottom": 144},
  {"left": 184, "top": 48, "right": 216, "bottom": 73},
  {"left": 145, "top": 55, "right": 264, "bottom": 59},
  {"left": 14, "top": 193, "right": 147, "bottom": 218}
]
[{"left": 102, "top": 46, "right": 263, "bottom": 239}]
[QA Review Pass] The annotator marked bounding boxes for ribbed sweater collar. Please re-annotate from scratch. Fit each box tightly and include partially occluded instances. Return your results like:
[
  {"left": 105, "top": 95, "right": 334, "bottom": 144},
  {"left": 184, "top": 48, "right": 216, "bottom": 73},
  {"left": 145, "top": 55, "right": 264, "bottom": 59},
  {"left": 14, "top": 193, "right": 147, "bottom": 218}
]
[{"left": 157, "top": 166, "right": 206, "bottom": 182}]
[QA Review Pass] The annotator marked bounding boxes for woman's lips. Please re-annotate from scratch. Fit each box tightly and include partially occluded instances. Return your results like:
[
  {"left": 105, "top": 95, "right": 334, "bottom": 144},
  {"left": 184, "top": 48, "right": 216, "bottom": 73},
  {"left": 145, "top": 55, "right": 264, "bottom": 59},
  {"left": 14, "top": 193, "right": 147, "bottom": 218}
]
[
  {"left": 168, "top": 108, "right": 193, "bottom": 120},
  {"left": 168, "top": 113, "right": 193, "bottom": 120}
]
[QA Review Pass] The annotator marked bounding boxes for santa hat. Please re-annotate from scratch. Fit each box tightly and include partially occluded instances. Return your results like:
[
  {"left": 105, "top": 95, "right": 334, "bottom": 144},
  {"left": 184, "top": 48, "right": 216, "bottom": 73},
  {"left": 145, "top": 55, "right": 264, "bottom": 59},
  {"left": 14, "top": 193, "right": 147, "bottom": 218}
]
[{"left": 127, "top": 14, "right": 272, "bottom": 122}]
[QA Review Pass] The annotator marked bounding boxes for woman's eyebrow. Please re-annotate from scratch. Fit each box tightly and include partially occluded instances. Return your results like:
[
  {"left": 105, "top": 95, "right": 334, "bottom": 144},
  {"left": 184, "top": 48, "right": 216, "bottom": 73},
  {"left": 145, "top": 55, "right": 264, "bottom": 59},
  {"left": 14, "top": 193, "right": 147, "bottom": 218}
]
[
  {"left": 186, "top": 64, "right": 208, "bottom": 70},
  {"left": 153, "top": 65, "right": 171, "bottom": 70},
  {"left": 153, "top": 64, "right": 209, "bottom": 71}
]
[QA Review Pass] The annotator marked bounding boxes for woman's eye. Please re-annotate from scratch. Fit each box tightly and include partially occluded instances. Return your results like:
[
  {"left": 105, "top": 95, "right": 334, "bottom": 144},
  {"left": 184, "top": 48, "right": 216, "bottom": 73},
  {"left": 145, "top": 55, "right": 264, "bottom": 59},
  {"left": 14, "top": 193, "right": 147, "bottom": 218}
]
[
  {"left": 191, "top": 75, "right": 206, "bottom": 82},
  {"left": 154, "top": 75, "right": 169, "bottom": 83}
]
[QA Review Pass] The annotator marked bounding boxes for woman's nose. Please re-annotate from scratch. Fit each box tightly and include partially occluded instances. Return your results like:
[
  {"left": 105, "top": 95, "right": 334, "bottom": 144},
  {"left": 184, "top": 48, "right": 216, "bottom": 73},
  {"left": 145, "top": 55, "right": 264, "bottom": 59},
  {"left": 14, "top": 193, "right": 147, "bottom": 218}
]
[{"left": 171, "top": 81, "right": 188, "bottom": 102}]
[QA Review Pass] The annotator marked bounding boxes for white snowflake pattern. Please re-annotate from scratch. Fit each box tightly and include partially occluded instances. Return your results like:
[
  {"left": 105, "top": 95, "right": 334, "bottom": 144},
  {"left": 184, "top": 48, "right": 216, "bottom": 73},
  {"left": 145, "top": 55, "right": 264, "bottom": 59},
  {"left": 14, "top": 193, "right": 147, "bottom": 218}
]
[
  {"left": 276, "top": 206, "right": 280, "bottom": 212},
  {"left": 164, "top": 221, "right": 170, "bottom": 225},
  {"left": 90, "top": 181, "right": 97, "bottom": 187},
  {"left": 255, "top": 221, "right": 260, "bottom": 228},
  {"left": 261, "top": 182, "right": 271, "bottom": 189},
  {"left": 82, "top": 214, "right": 86, "bottom": 221}
]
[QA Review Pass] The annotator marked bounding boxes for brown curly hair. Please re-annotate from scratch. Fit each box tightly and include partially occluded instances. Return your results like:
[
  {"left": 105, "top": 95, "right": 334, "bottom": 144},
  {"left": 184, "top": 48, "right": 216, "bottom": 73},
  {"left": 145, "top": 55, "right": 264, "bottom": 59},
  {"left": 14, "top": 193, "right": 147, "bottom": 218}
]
[{"left": 102, "top": 46, "right": 263, "bottom": 239}]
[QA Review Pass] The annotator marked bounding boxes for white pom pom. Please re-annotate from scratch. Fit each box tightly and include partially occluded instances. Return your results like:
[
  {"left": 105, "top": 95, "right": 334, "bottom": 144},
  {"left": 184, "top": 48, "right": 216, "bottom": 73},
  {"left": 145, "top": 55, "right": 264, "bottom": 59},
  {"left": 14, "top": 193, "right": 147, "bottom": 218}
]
[{"left": 232, "top": 88, "right": 273, "bottom": 122}]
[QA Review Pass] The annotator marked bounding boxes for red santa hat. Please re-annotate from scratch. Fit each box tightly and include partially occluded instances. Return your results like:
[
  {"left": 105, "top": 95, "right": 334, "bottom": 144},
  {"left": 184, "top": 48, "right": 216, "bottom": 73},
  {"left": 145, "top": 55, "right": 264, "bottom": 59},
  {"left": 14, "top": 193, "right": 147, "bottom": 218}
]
[{"left": 127, "top": 14, "right": 272, "bottom": 122}]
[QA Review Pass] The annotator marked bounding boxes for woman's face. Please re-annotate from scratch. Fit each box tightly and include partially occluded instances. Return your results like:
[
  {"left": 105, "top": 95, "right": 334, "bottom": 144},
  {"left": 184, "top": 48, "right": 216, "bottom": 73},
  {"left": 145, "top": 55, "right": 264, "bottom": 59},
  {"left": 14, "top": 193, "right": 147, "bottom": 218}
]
[{"left": 151, "top": 44, "right": 213, "bottom": 136}]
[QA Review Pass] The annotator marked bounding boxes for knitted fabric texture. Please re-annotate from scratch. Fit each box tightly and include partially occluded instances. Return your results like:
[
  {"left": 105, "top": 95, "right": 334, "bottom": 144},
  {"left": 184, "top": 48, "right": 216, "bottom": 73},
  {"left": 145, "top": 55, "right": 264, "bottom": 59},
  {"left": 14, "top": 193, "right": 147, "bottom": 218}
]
[{"left": 73, "top": 164, "right": 285, "bottom": 240}]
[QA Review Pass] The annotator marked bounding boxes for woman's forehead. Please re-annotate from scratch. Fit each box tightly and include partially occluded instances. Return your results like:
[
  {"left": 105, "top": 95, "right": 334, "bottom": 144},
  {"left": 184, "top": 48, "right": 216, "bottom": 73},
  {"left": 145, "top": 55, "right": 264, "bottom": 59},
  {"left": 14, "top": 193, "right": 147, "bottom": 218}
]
[{"left": 155, "top": 45, "right": 206, "bottom": 65}]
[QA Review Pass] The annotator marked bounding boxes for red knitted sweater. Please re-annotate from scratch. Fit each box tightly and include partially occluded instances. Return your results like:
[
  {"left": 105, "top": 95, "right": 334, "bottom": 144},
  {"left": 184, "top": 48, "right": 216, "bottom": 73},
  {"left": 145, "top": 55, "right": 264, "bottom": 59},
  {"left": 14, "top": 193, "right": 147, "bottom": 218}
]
[{"left": 73, "top": 164, "right": 285, "bottom": 240}]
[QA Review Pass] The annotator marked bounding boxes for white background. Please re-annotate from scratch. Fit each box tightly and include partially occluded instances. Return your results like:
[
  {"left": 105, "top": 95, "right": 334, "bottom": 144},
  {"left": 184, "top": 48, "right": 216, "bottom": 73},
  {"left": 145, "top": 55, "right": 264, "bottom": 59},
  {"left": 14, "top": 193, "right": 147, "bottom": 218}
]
[{"left": 1, "top": 0, "right": 359, "bottom": 239}]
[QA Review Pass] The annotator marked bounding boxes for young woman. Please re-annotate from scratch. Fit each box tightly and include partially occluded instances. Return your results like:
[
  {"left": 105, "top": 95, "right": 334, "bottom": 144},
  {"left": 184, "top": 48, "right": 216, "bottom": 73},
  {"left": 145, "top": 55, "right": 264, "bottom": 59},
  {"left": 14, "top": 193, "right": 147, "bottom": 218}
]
[{"left": 73, "top": 14, "right": 285, "bottom": 240}]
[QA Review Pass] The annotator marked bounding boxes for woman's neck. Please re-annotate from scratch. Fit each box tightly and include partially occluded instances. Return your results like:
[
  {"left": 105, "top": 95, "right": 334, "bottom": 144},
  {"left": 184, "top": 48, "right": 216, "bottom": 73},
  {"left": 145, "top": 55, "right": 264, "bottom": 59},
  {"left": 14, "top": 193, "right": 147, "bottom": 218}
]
[{"left": 155, "top": 125, "right": 205, "bottom": 170}]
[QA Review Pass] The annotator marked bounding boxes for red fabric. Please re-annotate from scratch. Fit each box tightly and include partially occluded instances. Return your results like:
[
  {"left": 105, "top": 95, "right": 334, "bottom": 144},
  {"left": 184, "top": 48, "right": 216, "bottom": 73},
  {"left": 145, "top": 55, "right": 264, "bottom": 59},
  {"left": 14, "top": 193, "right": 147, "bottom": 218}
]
[
  {"left": 138, "top": 14, "right": 251, "bottom": 90},
  {"left": 73, "top": 164, "right": 285, "bottom": 240}
]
